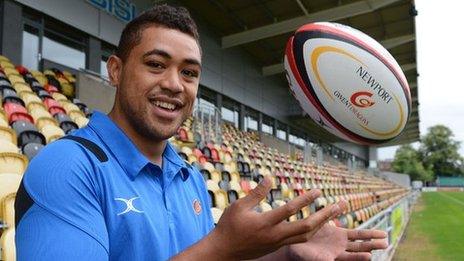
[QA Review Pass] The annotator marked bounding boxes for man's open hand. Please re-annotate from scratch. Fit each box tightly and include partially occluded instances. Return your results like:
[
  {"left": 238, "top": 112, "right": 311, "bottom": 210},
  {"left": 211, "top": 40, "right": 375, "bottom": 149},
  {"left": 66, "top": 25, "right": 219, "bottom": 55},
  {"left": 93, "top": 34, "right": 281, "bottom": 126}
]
[
  {"left": 205, "top": 177, "right": 347, "bottom": 260},
  {"left": 286, "top": 223, "right": 388, "bottom": 261}
]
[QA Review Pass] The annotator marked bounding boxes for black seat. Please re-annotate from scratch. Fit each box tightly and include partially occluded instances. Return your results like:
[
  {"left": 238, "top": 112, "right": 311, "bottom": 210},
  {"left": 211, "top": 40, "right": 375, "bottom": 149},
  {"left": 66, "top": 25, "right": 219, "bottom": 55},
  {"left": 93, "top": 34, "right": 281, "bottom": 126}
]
[
  {"left": 22, "top": 142, "right": 45, "bottom": 160},
  {"left": 218, "top": 180, "right": 230, "bottom": 191},
  {"left": 200, "top": 169, "right": 211, "bottom": 181},
  {"left": 227, "top": 190, "right": 239, "bottom": 203},
  {"left": 37, "top": 89, "right": 52, "bottom": 100},
  {"left": 45, "top": 75, "right": 61, "bottom": 91},
  {"left": 2, "top": 89, "right": 25, "bottom": 107},
  {"left": 54, "top": 113, "right": 79, "bottom": 134},
  {"left": 12, "top": 120, "right": 46, "bottom": 147}
]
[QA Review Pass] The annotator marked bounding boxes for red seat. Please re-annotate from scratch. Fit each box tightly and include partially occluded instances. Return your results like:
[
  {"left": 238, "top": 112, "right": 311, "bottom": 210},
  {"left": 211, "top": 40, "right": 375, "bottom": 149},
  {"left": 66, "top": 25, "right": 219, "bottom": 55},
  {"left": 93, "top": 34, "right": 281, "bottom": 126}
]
[
  {"left": 3, "top": 102, "right": 34, "bottom": 124},
  {"left": 44, "top": 84, "right": 59, "bottom": 93},
  {"left": 177, "top": 127, "right": 188, "bottom": 141},
  {"left": 43, "top": 98, "right": 66, "bottom": 115},
  {"left": 210, "top": 148, "right": 220, "bottom": 162},
  {"left": 15, "top": 65, "right": 29, "bottom": 76},
  {"left": 240, "top": 180, "right": 251, "bottom": 194},
  {"left": 192, "top": 148, "right": 203, "bottom": 158}
]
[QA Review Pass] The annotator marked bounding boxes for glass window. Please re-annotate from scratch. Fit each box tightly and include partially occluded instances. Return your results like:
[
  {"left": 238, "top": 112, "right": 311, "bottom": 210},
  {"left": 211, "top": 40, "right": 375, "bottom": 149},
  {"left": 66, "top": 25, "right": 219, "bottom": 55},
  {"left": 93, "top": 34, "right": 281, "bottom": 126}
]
[
  {"left": 22, "top": 25, "right": 40, "bottom": 70},
  {"left": 246, "top": 116, "right": 258, "bottom": 131},
  {"left": 221, "top": 106, "right": 238, "bottom": 126},
  {"left": 42, "top": 31, "right": 86, "bottom": 70},
  {"left": 262, "top": 122, "right": 273, "bottom": 134},
  {"left": 277, "top": 129, "right": 286, "bottom": 140},
  {"left": 100, "top": 60, "right": 108, "bottom": 78}
]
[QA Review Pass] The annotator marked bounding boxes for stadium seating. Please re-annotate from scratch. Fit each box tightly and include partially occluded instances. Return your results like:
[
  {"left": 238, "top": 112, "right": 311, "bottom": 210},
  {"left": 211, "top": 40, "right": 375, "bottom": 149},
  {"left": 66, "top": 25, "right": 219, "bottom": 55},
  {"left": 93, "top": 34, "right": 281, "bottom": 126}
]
[{"left": 0, "top": 53, "right": 410, "bottom": 257}]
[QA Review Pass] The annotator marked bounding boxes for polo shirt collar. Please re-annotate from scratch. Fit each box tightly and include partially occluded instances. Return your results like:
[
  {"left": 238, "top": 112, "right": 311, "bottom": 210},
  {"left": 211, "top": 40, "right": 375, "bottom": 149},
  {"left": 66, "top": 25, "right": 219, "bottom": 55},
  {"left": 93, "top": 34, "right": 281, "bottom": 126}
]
[{"left": 88, "top": 111, "right": 188, "bottom": 181}]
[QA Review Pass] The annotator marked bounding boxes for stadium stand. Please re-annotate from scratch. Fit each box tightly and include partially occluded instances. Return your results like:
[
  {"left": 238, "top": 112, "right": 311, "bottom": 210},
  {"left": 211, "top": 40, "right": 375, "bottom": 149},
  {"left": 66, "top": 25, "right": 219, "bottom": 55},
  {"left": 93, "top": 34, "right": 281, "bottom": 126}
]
[{"left": 0, "top": 53, "right": 409, "bottom": 259}]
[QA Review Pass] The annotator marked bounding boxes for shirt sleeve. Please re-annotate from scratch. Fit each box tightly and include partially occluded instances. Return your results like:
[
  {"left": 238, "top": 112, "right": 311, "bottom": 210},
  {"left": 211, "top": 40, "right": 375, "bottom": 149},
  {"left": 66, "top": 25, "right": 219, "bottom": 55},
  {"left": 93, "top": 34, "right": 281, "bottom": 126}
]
[{"left": 15, "top": 139, "right": 109, "bottom": 259}]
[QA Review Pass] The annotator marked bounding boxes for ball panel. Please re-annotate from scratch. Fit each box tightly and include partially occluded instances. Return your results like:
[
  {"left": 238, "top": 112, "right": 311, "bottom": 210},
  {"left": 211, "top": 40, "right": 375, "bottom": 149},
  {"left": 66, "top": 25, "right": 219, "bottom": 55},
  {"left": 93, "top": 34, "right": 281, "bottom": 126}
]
[{"left": 285, "top": 22, "right": 411, "bottom": 145}]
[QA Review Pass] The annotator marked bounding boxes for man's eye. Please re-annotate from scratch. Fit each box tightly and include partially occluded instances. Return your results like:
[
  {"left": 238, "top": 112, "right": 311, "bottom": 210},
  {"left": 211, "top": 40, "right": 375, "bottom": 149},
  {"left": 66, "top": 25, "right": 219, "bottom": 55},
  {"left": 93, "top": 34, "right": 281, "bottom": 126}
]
[
  {"left": 182, "top": 69, "right": 198, "bottom": 78},
  {"left": 146, "top": 61, "right": 163, "bottom": 69}
]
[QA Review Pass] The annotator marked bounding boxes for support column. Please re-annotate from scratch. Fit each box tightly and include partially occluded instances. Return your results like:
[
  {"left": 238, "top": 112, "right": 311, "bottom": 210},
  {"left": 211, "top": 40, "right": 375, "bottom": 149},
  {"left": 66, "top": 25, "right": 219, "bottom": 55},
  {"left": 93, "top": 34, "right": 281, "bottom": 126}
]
[
  {"left": 368, "top": 146, "right": 378, "bottom": 169},
  {"left": 86, "top": 36, "right": 102, "bottom": 73},
  {"left": 239, "top": 104, "right": 246, "bottom": 131},
  {"left": 273, "top": 119, "right": 278, "bottom": 136},
  {"left": 1, "top": 0, "right": 22, "bottom": 65},
  {"left": 257, "top": 112, "right": 263, "bottom": 132},
  {"left": 215, "top": 93, "right": 222, "bottom": 109}
]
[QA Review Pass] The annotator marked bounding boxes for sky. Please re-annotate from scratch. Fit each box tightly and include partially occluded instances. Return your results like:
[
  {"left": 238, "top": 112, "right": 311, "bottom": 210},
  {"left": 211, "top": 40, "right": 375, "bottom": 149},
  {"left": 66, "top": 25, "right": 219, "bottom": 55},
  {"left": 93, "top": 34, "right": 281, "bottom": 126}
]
[{"left": 377, "top": 0, "right": 464, "bottom": 160}]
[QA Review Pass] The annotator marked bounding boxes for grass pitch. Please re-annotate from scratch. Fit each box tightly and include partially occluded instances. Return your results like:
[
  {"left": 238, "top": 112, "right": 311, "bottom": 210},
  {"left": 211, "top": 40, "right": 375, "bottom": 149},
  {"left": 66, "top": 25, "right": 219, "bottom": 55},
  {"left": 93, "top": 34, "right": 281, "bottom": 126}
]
[{"left": 393, "top": 191, "right": 464, "bottom": 261}]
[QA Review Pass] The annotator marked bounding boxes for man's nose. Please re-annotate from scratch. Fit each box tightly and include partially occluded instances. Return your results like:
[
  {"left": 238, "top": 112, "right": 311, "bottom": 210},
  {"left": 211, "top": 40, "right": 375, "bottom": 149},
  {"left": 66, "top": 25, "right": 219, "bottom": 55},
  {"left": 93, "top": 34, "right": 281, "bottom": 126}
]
[{"left": 159, "top": 68, "right": 184, "bottom": 93}]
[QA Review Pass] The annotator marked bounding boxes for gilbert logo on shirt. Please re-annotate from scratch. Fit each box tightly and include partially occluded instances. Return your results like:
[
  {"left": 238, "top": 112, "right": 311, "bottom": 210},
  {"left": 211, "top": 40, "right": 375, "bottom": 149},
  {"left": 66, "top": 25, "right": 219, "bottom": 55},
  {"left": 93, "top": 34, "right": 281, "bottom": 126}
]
[{"left": 193, "top": 199, "right": 202, "bottom": 215}]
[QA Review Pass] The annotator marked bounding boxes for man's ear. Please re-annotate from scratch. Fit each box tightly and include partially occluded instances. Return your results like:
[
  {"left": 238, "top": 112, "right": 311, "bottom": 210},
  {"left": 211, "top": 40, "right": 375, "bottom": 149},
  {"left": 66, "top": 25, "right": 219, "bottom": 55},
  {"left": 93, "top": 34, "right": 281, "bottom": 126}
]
[{"left": 107, "top": 55, "right": 123, "bottom": 87}]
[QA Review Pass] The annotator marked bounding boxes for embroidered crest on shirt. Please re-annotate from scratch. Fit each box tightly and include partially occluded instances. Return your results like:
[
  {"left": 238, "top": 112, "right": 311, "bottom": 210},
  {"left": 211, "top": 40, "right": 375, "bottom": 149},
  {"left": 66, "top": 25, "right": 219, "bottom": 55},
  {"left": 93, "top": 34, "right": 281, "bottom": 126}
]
[
  {"left": 115, "top": 197, "right": 144, "bottom": 215},
  {"left": 193, "top": 199, "right": 202, "bottom": 215}
]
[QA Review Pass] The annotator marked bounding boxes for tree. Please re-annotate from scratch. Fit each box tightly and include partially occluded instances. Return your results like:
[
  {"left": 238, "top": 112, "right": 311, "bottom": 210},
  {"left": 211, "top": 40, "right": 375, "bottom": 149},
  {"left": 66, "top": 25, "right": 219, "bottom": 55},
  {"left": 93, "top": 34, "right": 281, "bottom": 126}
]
[
  {"left": 392, "top": 144, "right": 433, "bottom": 181},
  {"left": 419, "top": 125, "right": 463, "bottom": 177}
]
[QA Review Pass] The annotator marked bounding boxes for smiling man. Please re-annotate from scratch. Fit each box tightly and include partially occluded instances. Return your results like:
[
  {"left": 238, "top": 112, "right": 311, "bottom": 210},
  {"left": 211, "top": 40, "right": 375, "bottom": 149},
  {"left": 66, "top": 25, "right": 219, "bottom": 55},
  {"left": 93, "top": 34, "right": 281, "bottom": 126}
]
[{"left": 15, "top": 4, "right": 387, "bottom": 261}]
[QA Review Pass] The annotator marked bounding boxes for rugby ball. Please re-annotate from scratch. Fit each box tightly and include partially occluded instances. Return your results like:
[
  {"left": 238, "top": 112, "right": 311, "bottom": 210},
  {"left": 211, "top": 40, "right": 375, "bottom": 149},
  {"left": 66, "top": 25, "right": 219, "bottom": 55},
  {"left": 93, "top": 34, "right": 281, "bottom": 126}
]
[{"left": 284, "top": 22, "right": 411, "bottom": 145}]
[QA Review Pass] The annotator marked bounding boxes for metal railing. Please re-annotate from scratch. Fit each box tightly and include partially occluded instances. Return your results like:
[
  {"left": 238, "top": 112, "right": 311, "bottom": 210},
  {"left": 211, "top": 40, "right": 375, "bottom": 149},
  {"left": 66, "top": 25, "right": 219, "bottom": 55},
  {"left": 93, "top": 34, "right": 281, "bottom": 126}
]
[{"left": 357, "top": 191, "right": 420, "bottom": 261}]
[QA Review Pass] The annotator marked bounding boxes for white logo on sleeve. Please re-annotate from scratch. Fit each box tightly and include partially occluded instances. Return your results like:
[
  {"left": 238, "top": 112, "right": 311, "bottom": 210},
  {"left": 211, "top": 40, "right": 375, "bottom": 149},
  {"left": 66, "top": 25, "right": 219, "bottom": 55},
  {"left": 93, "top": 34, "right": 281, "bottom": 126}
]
[{"left": 115, "top": 197, "right": 144, "bottom": 215}]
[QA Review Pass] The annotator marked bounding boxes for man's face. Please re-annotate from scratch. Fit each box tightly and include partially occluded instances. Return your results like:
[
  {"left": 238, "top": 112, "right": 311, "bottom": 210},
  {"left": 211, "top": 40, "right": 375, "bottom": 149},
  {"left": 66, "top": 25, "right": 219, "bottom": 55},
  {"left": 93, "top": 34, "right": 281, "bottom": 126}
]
[{"left": 109, "top": 26, "right": 201, "bottom": 141}]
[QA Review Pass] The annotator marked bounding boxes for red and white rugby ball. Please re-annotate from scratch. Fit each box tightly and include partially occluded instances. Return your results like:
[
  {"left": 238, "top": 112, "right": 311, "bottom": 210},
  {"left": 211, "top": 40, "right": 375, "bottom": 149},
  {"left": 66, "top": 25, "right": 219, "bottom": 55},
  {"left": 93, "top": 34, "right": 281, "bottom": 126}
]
[{"left": 284, "top": 22, "right": 411, "bottom": 145}]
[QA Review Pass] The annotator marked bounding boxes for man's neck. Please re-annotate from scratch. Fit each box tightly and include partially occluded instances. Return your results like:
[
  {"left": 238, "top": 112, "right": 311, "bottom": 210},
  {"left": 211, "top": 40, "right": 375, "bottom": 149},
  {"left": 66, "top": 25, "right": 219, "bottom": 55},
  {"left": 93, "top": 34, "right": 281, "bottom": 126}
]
[{"left": 108, "top": 110, "right": 166, "bottom": 166}]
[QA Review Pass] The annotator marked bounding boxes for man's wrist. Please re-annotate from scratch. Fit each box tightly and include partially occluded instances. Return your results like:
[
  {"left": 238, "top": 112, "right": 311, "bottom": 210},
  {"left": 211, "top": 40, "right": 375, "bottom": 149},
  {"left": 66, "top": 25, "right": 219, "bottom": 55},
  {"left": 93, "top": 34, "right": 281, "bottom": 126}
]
[{"left": 171, "top": 229, "right": 232, "bottom": 261}]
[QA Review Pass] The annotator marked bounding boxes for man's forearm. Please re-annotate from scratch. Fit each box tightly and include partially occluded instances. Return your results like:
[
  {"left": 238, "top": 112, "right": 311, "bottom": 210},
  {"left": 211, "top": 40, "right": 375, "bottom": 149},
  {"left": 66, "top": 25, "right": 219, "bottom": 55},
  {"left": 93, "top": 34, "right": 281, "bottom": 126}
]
[{"left": 170, "top": 230, "right": 229, "bottom": 261}]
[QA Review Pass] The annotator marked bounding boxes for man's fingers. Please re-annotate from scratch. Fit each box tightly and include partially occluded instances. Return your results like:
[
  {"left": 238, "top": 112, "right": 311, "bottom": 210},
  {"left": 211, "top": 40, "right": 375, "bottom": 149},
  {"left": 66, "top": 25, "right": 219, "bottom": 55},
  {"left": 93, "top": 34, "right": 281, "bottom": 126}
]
[
  {"left": 239, "top": 177, "right": 272, "bottom": 209},
  {"left": 279, "top": 200, "right": 346, "bottom": 239},
  {"left": 346, "top": 239, "right": 388, "bottom": 252},
  {"left": 279, "top": 233, "right": 308, "bottom": 246},
  {"left": 335, "top": 252, "right": 371, "bottom": 261},
  {"left": 264, "top": 189, "right": 321, "bottom": 224},
  {"left": 346, "top": 229, "right": 388, "bottom": 240}
]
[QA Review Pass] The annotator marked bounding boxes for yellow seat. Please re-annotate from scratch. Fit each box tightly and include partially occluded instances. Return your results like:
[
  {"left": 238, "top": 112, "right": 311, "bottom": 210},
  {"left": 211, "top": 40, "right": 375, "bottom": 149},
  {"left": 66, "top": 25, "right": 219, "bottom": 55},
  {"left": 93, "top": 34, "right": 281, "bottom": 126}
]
[
  {"left": 61, "top": 83, "right": 75, "bottom": 97},
  {"left": 57, "top": 77, "right": 69, "bottom": 85},
  {"left": 20, "top": 91, "right": 42, "bottom": 106},
  {"left": 61, "top": 102, "right": 81, "bottom": 115},
  {"left": 260, "top": 202, "right": 273, "bottom": 212},
  {"left": 13, "top": 82, "right": 32, "bottom": 94},
  {"left": 207, "top": 180, "right": 228, "bottom": 210},
  {"left": 43, "top": 69, "right": 55, "bottom": 76},
  {"left": 0, "top": 60, "right": 14, "bottom": 69},
  {"left": 72, "top": 116, "right": 89, "bottom": 128},
  {"left": 7, "top": 74, "right": 25, "bottom": 85},
  {"left": 1, "top": 193, "right": 15, "bottom": 229},
  {"left": 0, "top": 55, "right": 10, "bottom": 62},
  {"left": 0, "top": 117, "right": 9, "bottom": 128},
  {"left": 210, "top": 207, "right": 223, "bottom": 224},
  {"left": 35, "top": 75, "right": 48, "bottom": 86},
  {"left": 52, "top": 92, "right": 68, "bottom": 101},
  {"left": 40, "top": 124, "right": 64, "bottom": 143},
  {"left": 3, "top": 68, "right": 18, "bottom": 76},
  {"left": 0, "top": 127, "right": 17, "bottom": 145},
  {"left": 0, "top": 140, "right": 28, "bottom": 175},
  {"left": 30, "top": 108, "right": 58, "bottom": 129},
  {"left": 0, "top": 173, "right": 22, "bottom": 218},
  {"left": 26, "top": 101, "right": 48, "bottom": 114},
  {"left": 0, "top": 228, "right": 16, "bottom": 261}
]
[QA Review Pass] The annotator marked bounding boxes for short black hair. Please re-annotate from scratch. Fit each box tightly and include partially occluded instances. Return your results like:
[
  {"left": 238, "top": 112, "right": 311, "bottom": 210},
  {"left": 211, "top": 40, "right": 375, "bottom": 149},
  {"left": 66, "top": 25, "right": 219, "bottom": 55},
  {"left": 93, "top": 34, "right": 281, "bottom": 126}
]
[{"left": 116, "top": 4, "right": 200, "bottom": 61}]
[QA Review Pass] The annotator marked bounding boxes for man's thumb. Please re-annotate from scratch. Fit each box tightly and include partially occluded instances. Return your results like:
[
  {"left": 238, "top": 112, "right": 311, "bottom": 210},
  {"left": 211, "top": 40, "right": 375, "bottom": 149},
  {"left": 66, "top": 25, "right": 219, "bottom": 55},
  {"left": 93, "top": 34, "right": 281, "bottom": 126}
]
[{"left": 241, "top": 177, "right": 272, "bottom": 209}]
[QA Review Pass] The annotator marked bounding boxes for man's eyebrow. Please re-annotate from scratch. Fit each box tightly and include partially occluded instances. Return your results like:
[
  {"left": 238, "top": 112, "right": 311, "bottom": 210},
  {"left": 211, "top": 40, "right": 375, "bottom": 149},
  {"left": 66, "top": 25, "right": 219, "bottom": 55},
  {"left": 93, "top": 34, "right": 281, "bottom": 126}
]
[
  {"left": 143, "top": 48, "right": 201, "bottom": 68},
  {"left": 143, "top": 48, "right": 171, "bottom": 59},
  {"left": 184, "top": 58, "right": 202, "bottom": 68}
]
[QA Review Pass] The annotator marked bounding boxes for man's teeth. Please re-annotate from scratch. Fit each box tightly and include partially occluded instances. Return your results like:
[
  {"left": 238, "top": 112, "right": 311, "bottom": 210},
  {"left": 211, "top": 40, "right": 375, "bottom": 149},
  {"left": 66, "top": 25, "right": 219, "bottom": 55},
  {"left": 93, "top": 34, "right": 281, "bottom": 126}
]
[{"left": 154, "top": 100, "right": 176, "bottom": 110}]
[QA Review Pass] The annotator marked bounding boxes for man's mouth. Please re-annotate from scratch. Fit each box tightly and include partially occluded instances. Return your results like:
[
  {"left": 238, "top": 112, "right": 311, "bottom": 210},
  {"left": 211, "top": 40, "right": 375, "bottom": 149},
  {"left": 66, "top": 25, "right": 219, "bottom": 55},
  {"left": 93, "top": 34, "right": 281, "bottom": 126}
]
[{"left": 152, "top": 100, "right": 177, "bottom": 111}]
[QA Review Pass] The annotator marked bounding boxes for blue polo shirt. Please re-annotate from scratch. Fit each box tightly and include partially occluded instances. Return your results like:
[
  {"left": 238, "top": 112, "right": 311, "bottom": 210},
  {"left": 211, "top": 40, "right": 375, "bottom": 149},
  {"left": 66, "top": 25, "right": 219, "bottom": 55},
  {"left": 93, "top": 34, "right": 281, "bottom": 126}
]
[{"left": 16, "top": 111, "right": 215, "bottom": 260}]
